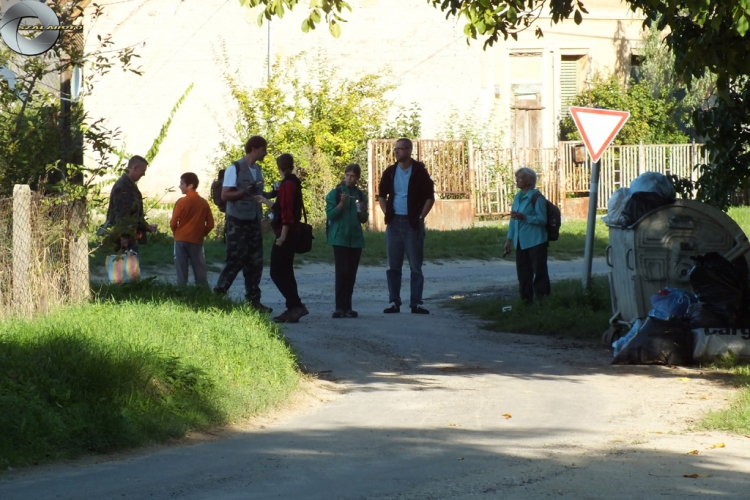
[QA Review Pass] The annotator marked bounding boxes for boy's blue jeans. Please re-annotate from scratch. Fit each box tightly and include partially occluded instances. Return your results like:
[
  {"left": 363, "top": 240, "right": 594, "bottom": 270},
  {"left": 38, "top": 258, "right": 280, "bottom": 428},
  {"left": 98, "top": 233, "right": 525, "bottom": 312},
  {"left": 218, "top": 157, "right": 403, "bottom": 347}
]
[{"left": 385, "top": 215, "right": 425, "bottom": 308}]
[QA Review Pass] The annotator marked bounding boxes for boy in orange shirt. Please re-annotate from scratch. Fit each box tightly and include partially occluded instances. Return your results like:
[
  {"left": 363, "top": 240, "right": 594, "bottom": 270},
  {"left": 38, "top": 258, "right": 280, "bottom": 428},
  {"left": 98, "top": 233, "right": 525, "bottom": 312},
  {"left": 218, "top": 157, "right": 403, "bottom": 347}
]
[{"left": 170, "top": 173, "right": 215, "bottom": 286}]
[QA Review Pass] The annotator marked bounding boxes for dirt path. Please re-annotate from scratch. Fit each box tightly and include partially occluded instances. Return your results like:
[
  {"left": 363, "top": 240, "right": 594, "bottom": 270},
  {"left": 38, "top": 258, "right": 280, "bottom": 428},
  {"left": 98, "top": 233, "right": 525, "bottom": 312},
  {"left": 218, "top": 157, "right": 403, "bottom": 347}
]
[{"left": 3, "top": 258, "right": 750, "bottom": 499}]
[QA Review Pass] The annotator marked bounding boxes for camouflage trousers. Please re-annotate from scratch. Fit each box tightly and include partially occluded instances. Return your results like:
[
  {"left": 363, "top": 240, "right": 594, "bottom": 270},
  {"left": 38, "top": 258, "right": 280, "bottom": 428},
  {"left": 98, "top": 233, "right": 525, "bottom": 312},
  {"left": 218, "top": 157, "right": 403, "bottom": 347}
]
[{"left": 214, "top": 216, "right": 264, "bottom": 303}]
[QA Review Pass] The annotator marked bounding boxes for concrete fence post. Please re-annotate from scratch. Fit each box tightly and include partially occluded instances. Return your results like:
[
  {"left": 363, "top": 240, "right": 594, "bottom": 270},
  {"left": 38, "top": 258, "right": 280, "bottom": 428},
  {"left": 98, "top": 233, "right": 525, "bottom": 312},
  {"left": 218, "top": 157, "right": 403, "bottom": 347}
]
[
  {"left": 12, "top": 184, "right": 32, "bottom": 317},
  {"left": 367, "top": 140, "right": 373, "bottom": 230},
  {"left": 69, "top": 200, "right": 89, "bottom": 303},
  {"left": 467, "top": 140, "right": 475, "bottom": 217}
]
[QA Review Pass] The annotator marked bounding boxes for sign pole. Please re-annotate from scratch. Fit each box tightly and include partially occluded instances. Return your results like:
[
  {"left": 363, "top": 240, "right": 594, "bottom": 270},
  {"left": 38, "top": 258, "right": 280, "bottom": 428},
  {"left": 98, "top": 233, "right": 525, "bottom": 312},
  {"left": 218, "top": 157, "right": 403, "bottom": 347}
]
[
  {"left": 582, "top": 158, "right": 601, "bottom": 291},
  {"left": 568, "top": 106, "right": 630, "bottom": 292}
]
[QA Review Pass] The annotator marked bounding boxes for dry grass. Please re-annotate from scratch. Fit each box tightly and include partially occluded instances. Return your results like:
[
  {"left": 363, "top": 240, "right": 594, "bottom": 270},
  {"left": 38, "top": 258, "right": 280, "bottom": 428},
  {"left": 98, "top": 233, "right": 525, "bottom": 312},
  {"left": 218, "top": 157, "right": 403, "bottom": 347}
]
[{"left": 0, "top": 193, "right": 83, "bottom": 318}]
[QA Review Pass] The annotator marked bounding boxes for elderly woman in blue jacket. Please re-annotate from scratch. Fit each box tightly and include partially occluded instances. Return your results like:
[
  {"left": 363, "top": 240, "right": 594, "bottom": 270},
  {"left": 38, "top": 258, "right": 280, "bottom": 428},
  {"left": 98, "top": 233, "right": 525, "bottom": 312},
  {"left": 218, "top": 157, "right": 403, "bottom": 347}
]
[
  {"left": 503, "top": 167, "right": 550, "bottom": 304},
  {"left": 326, "top": 163, "right": 369, "bottom": 318}
]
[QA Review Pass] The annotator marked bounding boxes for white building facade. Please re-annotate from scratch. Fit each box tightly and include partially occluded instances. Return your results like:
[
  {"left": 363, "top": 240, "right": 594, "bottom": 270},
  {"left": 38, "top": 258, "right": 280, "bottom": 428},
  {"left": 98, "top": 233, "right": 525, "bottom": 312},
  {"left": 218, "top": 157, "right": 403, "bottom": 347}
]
[{"left": 78, "top": 0, "right": 645, "bottom": 200}]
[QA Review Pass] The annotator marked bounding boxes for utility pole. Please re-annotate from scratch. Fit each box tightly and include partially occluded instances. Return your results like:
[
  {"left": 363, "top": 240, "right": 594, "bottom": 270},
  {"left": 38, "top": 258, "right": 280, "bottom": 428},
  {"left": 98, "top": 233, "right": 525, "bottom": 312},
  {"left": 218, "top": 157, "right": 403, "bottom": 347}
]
[{"left": 58, "top": 0, "right": 89, "bottom": 183}]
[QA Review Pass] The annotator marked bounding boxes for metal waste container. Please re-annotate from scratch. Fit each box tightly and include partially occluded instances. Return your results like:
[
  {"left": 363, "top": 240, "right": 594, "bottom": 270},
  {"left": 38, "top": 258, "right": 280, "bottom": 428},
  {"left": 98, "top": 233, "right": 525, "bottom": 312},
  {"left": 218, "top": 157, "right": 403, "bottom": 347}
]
[{"left": 606, "top": 199, "right": 750, "bottom": 330}]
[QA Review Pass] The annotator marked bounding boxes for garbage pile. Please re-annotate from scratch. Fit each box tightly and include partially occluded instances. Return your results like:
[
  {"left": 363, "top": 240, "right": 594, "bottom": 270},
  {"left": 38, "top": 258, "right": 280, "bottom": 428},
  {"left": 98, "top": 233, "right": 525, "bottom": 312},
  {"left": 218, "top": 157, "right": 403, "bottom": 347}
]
[
  {"left": 612, "top": 252, "right": 750, "bottom": 365},
  {"left": 603, "top": 171, "right": 676, "bottom": 227}
]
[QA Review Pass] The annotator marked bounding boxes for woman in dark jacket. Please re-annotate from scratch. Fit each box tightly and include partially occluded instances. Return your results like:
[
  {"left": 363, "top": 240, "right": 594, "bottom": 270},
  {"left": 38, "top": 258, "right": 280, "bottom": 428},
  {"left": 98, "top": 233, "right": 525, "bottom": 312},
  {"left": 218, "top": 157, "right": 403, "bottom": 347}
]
[
  {"left": 255, "top": 154, "right": 309, "bottom": 323},
  {"left": 325, "top": 164, "right": 369, "bottom": 318}
]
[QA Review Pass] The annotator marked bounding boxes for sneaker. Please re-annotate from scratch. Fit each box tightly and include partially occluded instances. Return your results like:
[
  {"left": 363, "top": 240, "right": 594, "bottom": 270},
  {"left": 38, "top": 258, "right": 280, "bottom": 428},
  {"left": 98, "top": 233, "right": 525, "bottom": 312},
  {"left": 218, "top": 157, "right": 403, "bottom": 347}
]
[
  {"left": 287, "top": 304, "right": 309, "bottom": 323},
  {"left": 383, "top": 302, "right": 400, "bottom": 314},
  {"left": 411, "top": 305, "right": 430, "bottom": 315},
  {"left": 250, "top": 302, "right": 273, "bottom": 314},
  {"left": 273, "top": 310, "right": 291, "bottom": 323},
  {"left": 332, "top": 310, "right": 345, "bottom": 319},
  {"left": 344, "top": 309, "right": 358, "bottom": 318}
]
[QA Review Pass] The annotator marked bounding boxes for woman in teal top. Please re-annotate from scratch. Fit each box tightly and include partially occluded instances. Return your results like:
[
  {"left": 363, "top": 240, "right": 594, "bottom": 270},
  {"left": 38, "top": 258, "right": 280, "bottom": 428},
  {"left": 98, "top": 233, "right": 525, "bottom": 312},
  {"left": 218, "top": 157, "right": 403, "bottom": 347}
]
[
  {"left": 325, "top": 164, "right": 369, "bottom": 318},
  {"left": 504, "top": 167, "right": 550, "bottom": 304}
]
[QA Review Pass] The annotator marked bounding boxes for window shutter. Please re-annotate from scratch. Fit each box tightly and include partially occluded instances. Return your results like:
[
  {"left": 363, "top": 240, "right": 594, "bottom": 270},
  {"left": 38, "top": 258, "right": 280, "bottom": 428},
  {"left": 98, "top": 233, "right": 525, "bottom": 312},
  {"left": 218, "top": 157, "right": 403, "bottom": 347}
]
[{"left": 560, "top": 58, "right": 578, "bottom": 108}]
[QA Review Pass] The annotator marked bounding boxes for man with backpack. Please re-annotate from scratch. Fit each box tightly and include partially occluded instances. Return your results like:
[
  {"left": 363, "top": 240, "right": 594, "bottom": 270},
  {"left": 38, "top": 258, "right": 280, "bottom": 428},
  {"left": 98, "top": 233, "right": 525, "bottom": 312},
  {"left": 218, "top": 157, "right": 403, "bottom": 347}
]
[
  {"left": 213, "top": 136, "right": 272, "bottom": 313},
  {"left": 504, "top": 167, "right": 551, "bottom": 305}
]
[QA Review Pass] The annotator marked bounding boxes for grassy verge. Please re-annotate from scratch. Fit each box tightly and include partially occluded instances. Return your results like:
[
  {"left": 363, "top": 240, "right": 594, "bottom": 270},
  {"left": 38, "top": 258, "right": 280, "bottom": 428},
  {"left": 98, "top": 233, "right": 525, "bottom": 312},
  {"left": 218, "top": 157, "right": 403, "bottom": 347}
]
[
  {"left": 447, "top": 275, "right": 612, "bottom": 341},
  {"left": 89, "top": 219, "right": 611, "bottom": 271},
  {"left": 698, "top": 355, "right": 750, "bottom": 435},
  {"left": 728, "top": 206, "right": 750, "bottom": 235},
  {"left": 0, "top": 281, "right": 300, "bottom": 468}
]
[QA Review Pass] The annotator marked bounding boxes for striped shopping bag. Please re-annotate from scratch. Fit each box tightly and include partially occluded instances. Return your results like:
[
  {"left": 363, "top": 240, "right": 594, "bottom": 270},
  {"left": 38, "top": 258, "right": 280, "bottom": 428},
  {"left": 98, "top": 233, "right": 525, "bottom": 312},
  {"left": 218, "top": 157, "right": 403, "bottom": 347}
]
[{"left": 106, "top": 251, "right": 140, "bottom": 284}]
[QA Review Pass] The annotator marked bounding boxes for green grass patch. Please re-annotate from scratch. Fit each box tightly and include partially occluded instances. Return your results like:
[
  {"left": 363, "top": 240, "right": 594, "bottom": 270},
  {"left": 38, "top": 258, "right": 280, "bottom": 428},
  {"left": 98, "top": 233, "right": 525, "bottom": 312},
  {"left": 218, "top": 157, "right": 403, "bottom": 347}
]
[
  {"left": 89, "top": 219, "right": 610, "bottom": 271},
  {"left": 728, "top": 206, "right": 750, "bottom": 236},
  {"left": 686, "top": 208, "right": 750, "bottom": 435},
  {"left": 0, "top": 281, "right": 300, "bottom": 468},
  {"left": 698, "top": 354, "right": 750, "bottom": 435},
  {"left": 448, "top": 275, "right": 612, "bottom": 341}
]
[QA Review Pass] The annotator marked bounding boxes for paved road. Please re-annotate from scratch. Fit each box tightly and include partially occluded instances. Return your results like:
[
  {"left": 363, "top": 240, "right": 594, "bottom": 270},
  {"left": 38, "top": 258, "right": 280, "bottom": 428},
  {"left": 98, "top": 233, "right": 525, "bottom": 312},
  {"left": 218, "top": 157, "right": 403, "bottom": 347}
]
[{"left": 2, "top": 258, "right": 750, "bottom": 499}]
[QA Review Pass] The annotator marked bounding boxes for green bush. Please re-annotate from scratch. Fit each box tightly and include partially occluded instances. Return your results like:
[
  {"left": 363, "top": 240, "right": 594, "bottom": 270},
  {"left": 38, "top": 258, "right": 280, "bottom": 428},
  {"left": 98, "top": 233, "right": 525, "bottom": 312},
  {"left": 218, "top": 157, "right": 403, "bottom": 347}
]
[{"left": 213, "top": 49, "right": 421, "bottom": 225}]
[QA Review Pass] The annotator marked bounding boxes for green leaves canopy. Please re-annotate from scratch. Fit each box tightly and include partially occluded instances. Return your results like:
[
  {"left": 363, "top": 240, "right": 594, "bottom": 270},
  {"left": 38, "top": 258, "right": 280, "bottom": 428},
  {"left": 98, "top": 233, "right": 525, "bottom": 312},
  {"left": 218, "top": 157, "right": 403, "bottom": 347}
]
[
  {"left": 238, "top": 0, "right": 750, "bottom": 208},
  {"left": 214, "top": 52, "right": 399, "bottom": 224},
  {"left": 238, "top": 0, "right": 746, "bottom": 91},
  {"left": 558, "top": 73, "right": 689, "bottom": 145}
]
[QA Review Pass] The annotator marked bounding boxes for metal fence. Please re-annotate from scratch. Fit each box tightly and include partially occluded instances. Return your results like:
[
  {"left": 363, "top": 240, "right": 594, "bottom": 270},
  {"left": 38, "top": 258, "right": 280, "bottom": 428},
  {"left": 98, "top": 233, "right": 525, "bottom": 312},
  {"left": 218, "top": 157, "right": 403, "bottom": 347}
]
[
  {"left": 368, "top": 139, "right": 472, "bottom": 199},
  {"left": 0, "top": 185, "right": 88, "bottom": 318},
  {"left": 474, "top": 142, "right": 707, "bottom": 216},
  {"left": 368, "top": 139, "right": 710, "bottom": 218},
  {"left": 558, "top": 141, "right": 708, "bottom": 211},
  {"left": 473, "top": 147, "right": 559, "bottom": 215}
]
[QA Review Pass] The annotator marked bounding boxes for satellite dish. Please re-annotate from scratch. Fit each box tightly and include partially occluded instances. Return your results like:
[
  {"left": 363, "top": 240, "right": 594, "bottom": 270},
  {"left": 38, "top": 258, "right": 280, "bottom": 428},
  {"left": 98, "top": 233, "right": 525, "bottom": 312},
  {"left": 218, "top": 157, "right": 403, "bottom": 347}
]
[
  {"left": 0, "top": 64, "right": 16, "bottom": 89},
  {"left": 0, "top": 64, "right": 27, "bottom": 100}
]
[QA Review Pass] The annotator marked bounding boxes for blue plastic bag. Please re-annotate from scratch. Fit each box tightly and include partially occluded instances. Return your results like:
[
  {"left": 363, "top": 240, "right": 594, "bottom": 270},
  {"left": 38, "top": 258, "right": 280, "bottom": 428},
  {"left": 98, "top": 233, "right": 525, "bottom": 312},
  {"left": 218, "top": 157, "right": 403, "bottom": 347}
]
[
  {"left": 648, "top": 287, "right": 697, "bottom": 321},
  {"left": 613, "top": 319, "right": 641, "bottom": 357}
]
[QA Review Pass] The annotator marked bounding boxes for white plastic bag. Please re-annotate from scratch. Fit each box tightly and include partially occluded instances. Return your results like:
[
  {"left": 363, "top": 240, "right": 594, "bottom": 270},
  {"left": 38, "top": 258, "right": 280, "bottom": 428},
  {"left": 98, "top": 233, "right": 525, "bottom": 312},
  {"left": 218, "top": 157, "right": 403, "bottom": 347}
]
[{"left": 602, "top": 187, "right": 630, "bottom": 226}]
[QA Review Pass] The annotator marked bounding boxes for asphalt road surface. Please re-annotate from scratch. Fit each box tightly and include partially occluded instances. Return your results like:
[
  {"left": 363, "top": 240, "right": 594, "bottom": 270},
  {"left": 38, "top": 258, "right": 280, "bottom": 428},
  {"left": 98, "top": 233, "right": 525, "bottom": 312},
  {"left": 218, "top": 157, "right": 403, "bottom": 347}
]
[{"left": 2, "top": 258, "right": 749, "bottom": 499}]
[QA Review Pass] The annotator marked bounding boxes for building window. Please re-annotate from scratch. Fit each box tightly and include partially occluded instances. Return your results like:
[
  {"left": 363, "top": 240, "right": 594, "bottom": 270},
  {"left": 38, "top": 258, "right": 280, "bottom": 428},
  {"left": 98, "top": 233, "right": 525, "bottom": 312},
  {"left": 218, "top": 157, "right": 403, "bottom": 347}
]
[
  {"left": 630, "top": 54, "right": 644, "bottom": 83},
  {"left": 560, "top": 55, "right": 581, "bottom": 109}
]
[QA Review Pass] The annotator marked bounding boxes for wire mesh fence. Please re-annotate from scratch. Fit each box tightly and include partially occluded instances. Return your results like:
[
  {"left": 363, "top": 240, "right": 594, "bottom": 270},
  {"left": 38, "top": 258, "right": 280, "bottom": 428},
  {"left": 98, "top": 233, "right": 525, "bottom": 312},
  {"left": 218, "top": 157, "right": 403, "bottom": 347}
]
[{"left": 0, "top": 186, "right": 88, "bottom": 318}]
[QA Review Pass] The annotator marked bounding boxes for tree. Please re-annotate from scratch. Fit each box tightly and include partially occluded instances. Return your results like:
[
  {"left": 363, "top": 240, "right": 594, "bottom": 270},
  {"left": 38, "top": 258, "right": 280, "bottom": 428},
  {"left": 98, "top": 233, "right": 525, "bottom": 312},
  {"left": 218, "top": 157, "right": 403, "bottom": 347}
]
[
  {"left": 214, "top": 51, "right": 397, "bottom": 224},
  {"left": 559, "top": 73, "right": 690, "bottom": 145},
  {"left": 238, "top": 0, "right": 750, "bottom": 209},
  {"left": 238, "top": 1, "right": 747, "bottom": 89},
  {"left": 635, "top": 24, "right": 715, "bottom": 139},
  {"left": 559, "top": 24, "right": 715, "bottom": 145},
  {"left": 626, "top": 1, "right": 750, "bottom": 89},
  {"left": 239, "top": 1, "right": 589, "bottom": 44},
  {"left": 0, "top": 0, "right": 142, "bottom": 197},
  {"left": 692, "top": 78, "right": 750, "bottom": 210}
]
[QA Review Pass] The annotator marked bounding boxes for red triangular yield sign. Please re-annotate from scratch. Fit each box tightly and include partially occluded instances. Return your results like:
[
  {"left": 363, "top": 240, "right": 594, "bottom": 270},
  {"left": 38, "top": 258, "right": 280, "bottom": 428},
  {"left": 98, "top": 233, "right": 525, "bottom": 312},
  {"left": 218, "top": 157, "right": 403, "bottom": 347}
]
[{"left": 569, "top": 107, "right": 630, "bottom": 163}]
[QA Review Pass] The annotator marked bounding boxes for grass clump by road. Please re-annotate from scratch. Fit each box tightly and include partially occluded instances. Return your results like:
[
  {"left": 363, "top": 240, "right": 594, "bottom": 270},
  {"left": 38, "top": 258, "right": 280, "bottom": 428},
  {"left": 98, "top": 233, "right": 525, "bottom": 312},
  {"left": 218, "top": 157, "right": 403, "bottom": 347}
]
[
  {"left": 448, "top": 275, "right": 612, "bottom": 341},
  {"left": 698, "top": 354, "right": 750, "bottom": 435},
  {"left": 0, "top": 281, "right": 300, "bottom": 469}
]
